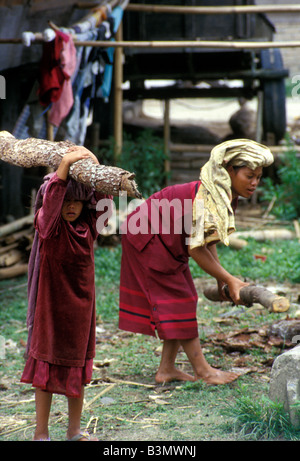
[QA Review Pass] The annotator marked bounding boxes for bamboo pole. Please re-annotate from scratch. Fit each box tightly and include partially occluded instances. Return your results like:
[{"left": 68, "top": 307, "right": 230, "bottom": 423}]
[
  {"left": 76, "top": 3, "right": 300, "bottom": 15},
  {"left": 113, "top": 20, "right": 123, "bottom": 161},
  {"left": 3, "top": 38, "right": 300, "bottom": 50},
  {"left": 168, "top": 143, "right": 300, "bottom": 155},
  {"left": 126, "top": 4, "right": 300, "bottom": 15},
  {"left": 163, "top": 99, "right": 170, "bottom": 183},
  {"left": 71, "top": 40, "right": 300, "bottom": 50}
]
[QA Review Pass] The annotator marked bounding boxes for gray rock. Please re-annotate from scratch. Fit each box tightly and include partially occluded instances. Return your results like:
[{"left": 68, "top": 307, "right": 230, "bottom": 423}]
[{"left": 269, "top": 345, "right": 300, "bottom": 427}]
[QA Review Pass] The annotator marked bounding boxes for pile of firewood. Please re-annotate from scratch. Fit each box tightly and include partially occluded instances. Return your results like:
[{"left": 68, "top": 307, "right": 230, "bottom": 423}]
[{"left": 0, "top": 214, "right": 34, "bottom": 280}]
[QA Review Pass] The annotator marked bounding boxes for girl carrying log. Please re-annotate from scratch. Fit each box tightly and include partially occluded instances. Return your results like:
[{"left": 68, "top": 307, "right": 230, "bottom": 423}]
[
  {"left": 119, "top": 139, "right": 274, "bottom": 385},
  {"left": 21, "top": 147, "right": 112, "bottom": 441}
]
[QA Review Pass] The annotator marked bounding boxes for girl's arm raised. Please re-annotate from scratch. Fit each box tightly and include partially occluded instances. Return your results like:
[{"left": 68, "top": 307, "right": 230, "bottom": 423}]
[{"left": 56, "top": 147, "right": 98, "bottom": 181}]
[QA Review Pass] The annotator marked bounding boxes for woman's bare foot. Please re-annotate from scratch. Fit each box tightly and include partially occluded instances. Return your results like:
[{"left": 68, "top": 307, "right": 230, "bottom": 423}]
[
  {"left": 67, "top": 430, "right": 98, "bottom": 441},
  {"left": 155, "top": 367, "right": 195, "bottom": 384},
  {"left": 196, "top": 367, "right": 240, "bottom": 385}
]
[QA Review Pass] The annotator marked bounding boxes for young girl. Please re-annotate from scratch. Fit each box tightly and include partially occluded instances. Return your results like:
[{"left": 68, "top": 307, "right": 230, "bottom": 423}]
[
  {"left": 21, "top": 147, "right": 111, "bottom": 441},
  {"left": 119, "top": 139, "right": 274, "bottom": 385}
]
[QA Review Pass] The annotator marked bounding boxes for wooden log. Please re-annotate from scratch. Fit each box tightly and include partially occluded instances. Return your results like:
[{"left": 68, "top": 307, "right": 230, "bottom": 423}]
[
  {"left": 0, "top": 215, "right": 34, "bottom": 239},
  {"left": 0, "top": 263, "right": 28, "bottom": 280},
  {"left": 0, "top": 132, "right": 142, "bottom": 198},
  {"left": 203, "top": 284, "right": 290, "bottom": 313},
  {"left": 0, "top": 249, "right": 23, "bottom": 267},
  {"left": 228, "top": 236, "right": 248, "bottom": 250},
  {"left": 233, "top": 229, "right": 296, "bottom": 241},
  {"left": 0, "top": 242, "right": 19, "bottom": 255}
]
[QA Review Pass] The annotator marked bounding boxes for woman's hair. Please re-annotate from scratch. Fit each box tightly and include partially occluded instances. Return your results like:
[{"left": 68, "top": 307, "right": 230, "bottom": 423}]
[{"left": 225, "top": 161, "right": 248, "bottom": 171}]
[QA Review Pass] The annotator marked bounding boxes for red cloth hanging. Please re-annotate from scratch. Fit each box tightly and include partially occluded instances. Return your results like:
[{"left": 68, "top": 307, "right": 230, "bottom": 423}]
[{"left": 38, "top": 30, "right": 70, "bottom": 107}]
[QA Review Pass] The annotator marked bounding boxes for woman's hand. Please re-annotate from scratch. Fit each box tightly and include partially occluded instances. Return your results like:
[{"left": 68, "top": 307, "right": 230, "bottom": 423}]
[
  {"left": 188, "top": 245, "right": 249, "bottom": 305},
  {"left": 217, "top": 280, "right": 230, "bottom": 302},
  {"left": 226, "top": 277, "right": 249, "bottom": 305}
]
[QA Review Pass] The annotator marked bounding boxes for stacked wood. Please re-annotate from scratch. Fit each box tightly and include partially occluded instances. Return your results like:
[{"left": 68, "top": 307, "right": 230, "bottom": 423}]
[
  {"left": 0, "top": 215, "right": 34, "bottom": 280},
  {"left": 0, "top": 131, "right": 142, "bottom": 198}
]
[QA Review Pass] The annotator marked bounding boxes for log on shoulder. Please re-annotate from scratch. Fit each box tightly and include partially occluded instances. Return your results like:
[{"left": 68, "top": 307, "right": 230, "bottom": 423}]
[
  {"left": 0, "top": 131, "right": 142, "bottom": 198},
  {"left": 203, "top": 284, "right": 290, "bottom": 313}
]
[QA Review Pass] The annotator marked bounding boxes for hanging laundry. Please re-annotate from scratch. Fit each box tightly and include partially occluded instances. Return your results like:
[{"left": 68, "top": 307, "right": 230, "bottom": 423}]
[
  {"left": 48, "top": 34, "right": 77, "bottom": 127},
  {"left": 38, "top": 30, "right": 71, "bottom": 107},
  {"left": 96, "top": 6, "right": 125, "bottom": 101},
  {"left": 55, "top": 30, "right": 99, "bottom": 145}
]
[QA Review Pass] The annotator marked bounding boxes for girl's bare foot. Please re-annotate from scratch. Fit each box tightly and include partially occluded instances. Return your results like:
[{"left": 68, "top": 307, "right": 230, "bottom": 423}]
[{"left": 155, "top": 367, "right": 195, "bottom": 384}]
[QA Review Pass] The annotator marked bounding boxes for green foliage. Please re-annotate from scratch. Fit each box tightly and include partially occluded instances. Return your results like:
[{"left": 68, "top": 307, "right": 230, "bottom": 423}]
[
  {"left": 118, "top": 130, "right": 169, "bottom": 197},
  {"left": 100, "top": 130, "right": 169, "bottom": 198},
  {"left": 189, "top": 238, "right": 300, "bottom": 283},
  {"left": 261, "top": 142, "right": 300, "bottom": 219},
  {"left": 222, "top": 384, "right": 300, "bottom": 440},
  {"left": 2, "top": 242, "right": 300, "bottom": 441},
  {"left": 94, "top": 246, "right": 121, "bottom": 321}
]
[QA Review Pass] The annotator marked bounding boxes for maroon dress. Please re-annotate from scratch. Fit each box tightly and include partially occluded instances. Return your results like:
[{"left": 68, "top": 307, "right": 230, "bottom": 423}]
[
  {"left": 21, "top": 173, "right": 110, "bottom": 398},
  {"left": 119, "top": 181, "right": 200, "bottom": 341}
]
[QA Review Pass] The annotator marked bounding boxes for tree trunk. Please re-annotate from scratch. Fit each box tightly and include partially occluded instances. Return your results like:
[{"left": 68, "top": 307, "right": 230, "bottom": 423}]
[
  {"left": 203, "top": 284, "right": 290, "bottom": 313},
  {"left": 0, "top": 131, "right": 142, "bottom": 198}
]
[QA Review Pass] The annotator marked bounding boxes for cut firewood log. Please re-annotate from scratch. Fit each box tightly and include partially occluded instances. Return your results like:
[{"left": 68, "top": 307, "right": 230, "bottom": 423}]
[
  {"left": 0, "top": 215, "right": 34, "bottom": 239},
  {"left": 228, "top": 236, "right": 248, "bottom": 249},
  {"left": 0, "top": 249, "right": 23, "bottom": 267},
  {"left": 0, "top": 242, "right": 19, "bottom": 255},
  {"left": 0, "top": 131, "right": 142, "bottom": 198},
  {"left": 203, "top": 284, "right": 290, "bottom": 313},
  {"left": 234, "top": 229, "right": 296, "bottom": 241},
  {"left": 0, "top": 263, "right": 28, "bottom": 280}
]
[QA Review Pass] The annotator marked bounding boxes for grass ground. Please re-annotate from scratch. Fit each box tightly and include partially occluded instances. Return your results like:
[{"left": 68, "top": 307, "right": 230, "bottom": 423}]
[{"left": 0, "top": 238, "right": 300, "bottom": 442}]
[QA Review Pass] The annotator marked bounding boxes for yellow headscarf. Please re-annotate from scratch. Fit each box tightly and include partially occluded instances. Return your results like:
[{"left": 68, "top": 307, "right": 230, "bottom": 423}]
[{"left": 190, "top": 139, "right": 274, "bottom": 248}]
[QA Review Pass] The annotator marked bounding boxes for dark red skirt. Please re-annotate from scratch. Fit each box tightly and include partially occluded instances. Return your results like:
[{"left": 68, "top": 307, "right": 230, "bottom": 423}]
[
  {"left": 119, "top": 235, "right": 199, "bottom": 340},
  {"left": 21, "top": 356, "right": 93, "bottom": 399}
]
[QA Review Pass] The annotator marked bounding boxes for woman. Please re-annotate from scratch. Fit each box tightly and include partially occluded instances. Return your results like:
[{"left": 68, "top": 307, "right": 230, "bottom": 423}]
[{"left": 118, "top": 139, "right": 274, "bottom": 385}]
